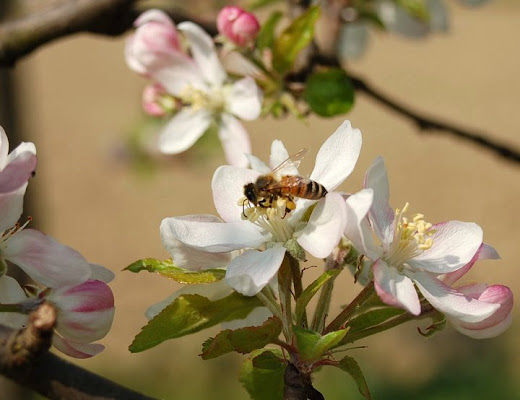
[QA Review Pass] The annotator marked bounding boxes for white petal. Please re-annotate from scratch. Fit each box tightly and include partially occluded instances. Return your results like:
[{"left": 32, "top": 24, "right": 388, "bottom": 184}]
[
  {"left": 246, "top": 154, "right": 270, "bottom": 174},
  {"left": 160, "top": 215, "right": 232, "bottom": 270},
  {"left": 310, "top": 120, "right": 362, "bottom": 191},
  {"left": 225, "top": 244, "right": 286, "bottom": 296},
  {"left": 269, "top": 140, "right": 299, "bottom": 176},
  {"left": 408, "top": 221, "right": 483, "bottom": 273},
  {"left": 160, "top": 216, "right": 265, "bottom": 253},
  {"left": 146, "top": 280, "right": 233, "bottom": 319},
  {"left": 212, "top": 165, "right": 260, "bottom": 223},
  {"left": 344, "top": 189, "right": 380, "bottom": 260},
  {"left": 0, "top": 145, "right": 37, "bottom": 193},
  {"left": 0, "top": 183, "right": 27, "bottom": 233},
  {"left": 337, "top": 21, "right": 369, "bottom": 61},
  {"left": 52, "top": 334, "right": 104, "bottom": 359},
  {"left": 373, "top": 259, "right": 421, "bottom": 315},
  {"left": 0, "top": 127, "right": 9, "bottom": 169},
  {"left": 0, "top": 275, "right": 28, "bottom": 329},
  {"left": 218, "top": 114, "right": 251, "bottom": 167},
  {"left": 221, "top": 306, "right": 272, "bottom": 330},
  {"left": 220, "top": 50, "right": 267, "bottom": 80},
  {"left": 4, "top": 229, "right": 91, "bottom": 288},
  {"left": 88, "top": 264, "right": 115, "bottom": 283},
  {"left": 364, "top": 157, "right": 395, "bottom": 245},
  {"left": 297, "top": 193, "right": 347, "bottom": 259},
  {"left": 377, "top": 0, "right": 430, "bottom": 38},
  {"left": 227, "top": 77, "right": 262, "bottom": 120},
  {"left": 178, "top": 22, "right": 227, "bottom": 87},
  {"left": 158, "top": 108, "right": 212, "bottom": 154},
  {"left": 409, "top": 270, "right": 499, "bottom": 323}
]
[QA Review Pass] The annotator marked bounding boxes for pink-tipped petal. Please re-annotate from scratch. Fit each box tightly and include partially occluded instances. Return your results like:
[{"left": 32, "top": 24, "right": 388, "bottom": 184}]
[
  {"left": 373, "top": 259, "right": 421, "bottom": 315},
  {"left": 310, "top": 120, "right": 362, "bottom": 192},
  {"left": 364, "top": 156, "right": 395, "bottom": 245},
  {"left": 408, "top": 221, "right": 483, "bottom": 274},
  {"left": 225, "top": 244, "right": 286, "bottom": 296},
  {"left": 52, "top": 334, "right": 105, "bottom": 359},
  {"left": 0, "top": 147, "right": 37, "bottom": 194},
  {"left": 4, "top": 229, "right": 91, "bottom": 288},
  {"left": 218, "top": 114, "right": 251, "bottom": 168}
]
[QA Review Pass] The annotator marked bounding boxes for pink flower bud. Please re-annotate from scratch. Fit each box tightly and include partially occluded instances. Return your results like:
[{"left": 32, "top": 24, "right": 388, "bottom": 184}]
[
  {"left": 142, "top": 83, "right": 170, "bottom": 117},
  {"left": 217, "top": 6, "right": 260, "bottom": 46},
  {"left": 126, "top": 9, "right": 183, "bottom": 75}
]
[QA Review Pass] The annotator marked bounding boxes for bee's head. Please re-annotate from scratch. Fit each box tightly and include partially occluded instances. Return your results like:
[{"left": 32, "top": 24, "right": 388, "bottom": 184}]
[{"left": 244, "top": 182, "right": 258, "bottom": 204}]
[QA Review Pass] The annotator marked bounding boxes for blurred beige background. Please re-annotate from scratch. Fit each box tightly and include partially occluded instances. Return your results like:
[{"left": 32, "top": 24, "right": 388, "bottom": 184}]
[{"left": 2, "top": 1, "right": 519, "bottom": 398}]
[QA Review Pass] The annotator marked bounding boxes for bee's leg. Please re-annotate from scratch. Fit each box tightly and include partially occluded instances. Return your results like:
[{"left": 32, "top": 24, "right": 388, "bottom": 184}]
[{"left": 283, "top": 197, "right": 296, "bottom": 218}]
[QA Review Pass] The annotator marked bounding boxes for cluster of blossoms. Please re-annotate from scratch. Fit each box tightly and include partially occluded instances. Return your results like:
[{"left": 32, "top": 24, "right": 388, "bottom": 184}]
[
  {"left": 157, "top": 120, "right": 512, "bottom": 339},
  {"left": 125, "top": 8, "right": 262, "bottom": 167},
  {"left": 0, "top": 127, "right": 114, "bottom": 358}
]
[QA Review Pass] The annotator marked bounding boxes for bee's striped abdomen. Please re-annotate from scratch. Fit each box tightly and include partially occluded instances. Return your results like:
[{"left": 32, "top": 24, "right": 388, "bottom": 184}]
[{"left": 294, "top": 178, "right": 328, "bottom": 200}]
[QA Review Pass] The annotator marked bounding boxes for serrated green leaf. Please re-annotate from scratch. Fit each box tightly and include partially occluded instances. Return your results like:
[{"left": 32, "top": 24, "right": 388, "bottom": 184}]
[
  {"left": 256, "top": 11, "right": 283, "bottom": 51},
  {"left": 240, "top": 349, "right": 286, "bottom": 400},
  {"left": 293, "top": 325, "right": 349, "bottom": 362},
  {"left": 129, "top": 293, "right": 262, "bottom": 352},
  {"left": 396, "top": 0, "right": 430, "bottom": 21},
  {"left": 272, "top": 6, "right": 321, "bottom": 74},
  {"left": 124, "top": 258, "right": 225, "bottom": 284},
  {"left": 295, "top": 269, "right": 341, "bottom": 325},
  {"left": 201, "top": 317, "right": 283, "bottom": 359},
  {"left": 338, "top": 356, "right": 371, "bottom": 400},
  {"left": 303, "top": 68, "right": 355, "bottom": 117}
]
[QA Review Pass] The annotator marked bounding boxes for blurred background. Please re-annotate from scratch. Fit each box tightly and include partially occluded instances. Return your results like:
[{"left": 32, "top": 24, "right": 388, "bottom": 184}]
[{"left": 1, "top": 0, "right": 519, "bottom": 398}]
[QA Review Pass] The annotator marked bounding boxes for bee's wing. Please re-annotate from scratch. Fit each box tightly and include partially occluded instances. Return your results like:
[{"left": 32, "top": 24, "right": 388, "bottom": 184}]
[{"left": 271, "top": 148, "right": 309, "bottom": 176}]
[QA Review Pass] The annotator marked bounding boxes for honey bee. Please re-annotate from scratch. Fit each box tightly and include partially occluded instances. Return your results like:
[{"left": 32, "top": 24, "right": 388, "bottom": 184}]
[{"left": 243, "top": 149, "right": 328, "bottom": 216}]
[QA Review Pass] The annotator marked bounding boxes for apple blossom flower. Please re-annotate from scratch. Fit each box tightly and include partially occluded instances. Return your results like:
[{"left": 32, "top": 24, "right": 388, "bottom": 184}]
[
  {"left": 160, "top": 120, "right": 364, "bottom": 296},
  {"left": 344, "top": 156, "right": 499, "bottom": 325},
  {"left": 438, "top": 244, "right": 513, "bottom": 339},
  {"left": 126, "top": 9, "right": 263, "bottom": 167},
  {"left": 217, "top": 6, "right": 261, "bottom": 46},
  {"left": 47, "top": 277, "right": 115, "bottom": 358}
]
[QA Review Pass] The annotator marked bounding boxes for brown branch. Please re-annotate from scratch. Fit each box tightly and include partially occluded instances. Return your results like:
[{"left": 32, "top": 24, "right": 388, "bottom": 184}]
[
  {"left": 284, "top": 363, "right": 324, "bottom": 400},
  {"left": 0, "top": 0, "right": 217, "bottom": 67},
  {"left": 0, "top": 302, "right": 155, "bottom": 400}
]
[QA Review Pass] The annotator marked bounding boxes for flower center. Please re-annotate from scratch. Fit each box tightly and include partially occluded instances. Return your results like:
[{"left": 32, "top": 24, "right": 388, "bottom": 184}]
[
  {"left": 384, "top": 203, "right": 435, "bottom": 268},
  {"left": 179, "top": 85, "right": 227, "bottom": 114},
  {"left": 239, "top": 197, "right": 295, "bottom": 243}
]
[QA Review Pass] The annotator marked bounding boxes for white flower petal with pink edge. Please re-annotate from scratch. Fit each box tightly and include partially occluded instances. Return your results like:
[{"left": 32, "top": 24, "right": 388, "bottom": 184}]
[
  {"left": 218, "top": 114, "right": 251, "bottom": 168},
  {"left": 3, "top": 229, "right": 91, "bottom": 288},
  {"left": 344, "top": 189, "right": 380, "bottom": 260},
  {"left": 227, "top": 77, "right": 262, "bottom": 121},
  {"left": 158, "top": 107, "right": 212, "bottom": 154},
  {"left": 52, "top": 334, "right": 105, "bottom": 359},
  {"left": 373, "top": 259, "right": 421, "bottom": 315},
  {"left": 212, "top": 165, "right": 260, "bottom": 223},
  {"left": 0, "top": 275, "right": 28, "bottom": 329},
  {"left": 441, "top": 243, "right": 499, "bottom": 286},
  {"left": 160, "top": 216, "right": 265, "bottom": 253},
  {"left": 364, "top": 157, "right": 395, "bottom": 246},
  {"left": 449, "top": 284, "right": 513, "bottom": 339},
  {"left": 309, "top": 120, "right": 362, "bottom": 192},
  {"left": 226, "top": 244, "right": 286, "bottom": 296},
  {"left": 49, "top": 280, "right": 115, "bottom": 343},
  {"left": 407, "top": 221, "right": 483, "bottom": 274},
  {"left": 409, "top": 270, "right": 499, "bottom": 323},
  {"left": 297, "top": 193, "right": 347, "bottom": 259},
  {"left": 178, "top": 22, "right": 227, "bottom": 87},
  {"left": 160, "top": 215, "right": 232, "bottom": 270}
]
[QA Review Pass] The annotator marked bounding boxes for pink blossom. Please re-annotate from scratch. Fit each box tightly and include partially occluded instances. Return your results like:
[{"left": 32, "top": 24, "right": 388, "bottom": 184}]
[
  {"left": 217, "top": 6, "right": 260, "bottom": 46},
  {"left": 47, "top": 279, "right": 115, "bottom": 358},
  {"left": 142, "top": 83, "right": 171, "bottom": 117}
]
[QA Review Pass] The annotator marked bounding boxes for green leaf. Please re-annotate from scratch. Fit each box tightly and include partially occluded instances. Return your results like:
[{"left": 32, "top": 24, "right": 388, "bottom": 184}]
[
  {"left": 337, "top": 356, "right": 372, "bottom": 400},
  {"left": 240, "top": 349, "right": 286, "bottom": 400},
  {"left": 201, "top": 317, "right": 283, "bottom": 359},
  {"left": 256, "top": 11, "right": 283, "bottom": 51},
  {"left": 293, "top": 325, "right": 349, "bottom": 362},
  {"left": 303, "top": 68, "right": 355, "bottom": 117},
  {"left": 284, "top": 238, "right": 306, "bottom": 261},
  {"left": 295, "top": 269, "right": 341, "bottom": 325},
  {"left": 124, "top": 258, "right": 225, "bottom": 284},
  {"left": 396, "top": 0, "right": 430, "bottom": 21},
  {"left": 129, "top": 293, "right": 262, "bottom": 352},
  {"left": 248, "top": 0, "right": 283, "bottom": 11},
  {"left": 347, "top": 307, "right": 405, "bottom": 334},
  {"left": 272, "top": 6, "right": 321, "bottom": 74}
]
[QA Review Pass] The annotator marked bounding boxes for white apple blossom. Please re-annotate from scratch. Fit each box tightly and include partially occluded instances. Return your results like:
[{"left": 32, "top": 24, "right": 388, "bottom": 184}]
[
  {"left": 126, "top": 10, "right": 263, "bottom": 167},
  {"left": 345, "top": 156, "right": 500, "bottom": 325},
  {"left": 160, "top": 120, "right": 365, "bottom": 296}
]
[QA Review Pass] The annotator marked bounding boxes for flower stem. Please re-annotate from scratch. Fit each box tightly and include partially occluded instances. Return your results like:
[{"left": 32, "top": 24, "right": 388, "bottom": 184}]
[
  {"left": 0, "top": 303, "right": 28, "bottom": 313},
  {"left": 257, "top": 290, "right": 282, "bottom": 321},
  {"left": 324, "top": 281, "right": 375, "bottom": 334},
  {"left": 278, "top": 255, "right": 294, "bottom": 341},
  {"left": 288, "top": 255, "right": 307, "bottom": 328}
]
